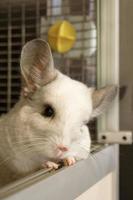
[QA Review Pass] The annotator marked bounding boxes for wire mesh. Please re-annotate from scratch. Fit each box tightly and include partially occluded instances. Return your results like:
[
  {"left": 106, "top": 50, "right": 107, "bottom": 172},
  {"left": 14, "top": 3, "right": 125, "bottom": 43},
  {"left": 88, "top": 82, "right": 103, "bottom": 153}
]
[
  {"left": 41, "top": 0, "right": 97, "bottom": 85},
  {"left": 0, "top": 0, "right": 97, "bottom": 138},
  {"left": 0, "top": 0, "right": 43, "bottom": 113}
]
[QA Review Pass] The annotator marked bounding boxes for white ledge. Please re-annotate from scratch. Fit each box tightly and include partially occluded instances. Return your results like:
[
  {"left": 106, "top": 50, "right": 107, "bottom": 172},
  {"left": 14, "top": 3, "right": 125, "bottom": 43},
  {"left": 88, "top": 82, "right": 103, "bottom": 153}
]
[{"left": 0, "top": 144, "right": 117, "bottom": 200}]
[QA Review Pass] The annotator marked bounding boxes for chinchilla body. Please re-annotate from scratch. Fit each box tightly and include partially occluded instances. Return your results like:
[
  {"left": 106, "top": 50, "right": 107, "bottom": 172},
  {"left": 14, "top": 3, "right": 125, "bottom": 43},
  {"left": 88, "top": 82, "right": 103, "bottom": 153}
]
[{"left": 0, "top": 39, "right": 117, "bottom": 187}]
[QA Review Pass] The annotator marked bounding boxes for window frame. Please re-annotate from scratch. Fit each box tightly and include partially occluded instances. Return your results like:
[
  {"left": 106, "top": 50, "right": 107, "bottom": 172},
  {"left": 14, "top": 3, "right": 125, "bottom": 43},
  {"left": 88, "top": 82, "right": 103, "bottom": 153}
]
[{"left": 97, "top": 0, "right": 119, "bottom": 199}]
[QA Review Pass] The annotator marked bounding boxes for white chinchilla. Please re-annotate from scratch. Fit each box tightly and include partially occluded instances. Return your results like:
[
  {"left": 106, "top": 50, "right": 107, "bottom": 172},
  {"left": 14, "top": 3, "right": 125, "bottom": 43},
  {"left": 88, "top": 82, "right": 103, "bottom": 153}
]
[{"left": 0, "top": 39, "right": 117, "bottom": 186}]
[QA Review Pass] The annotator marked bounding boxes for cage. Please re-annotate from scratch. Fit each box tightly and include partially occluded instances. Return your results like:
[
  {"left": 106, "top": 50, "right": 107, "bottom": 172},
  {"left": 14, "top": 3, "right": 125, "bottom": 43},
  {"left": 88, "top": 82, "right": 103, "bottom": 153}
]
[
  {"left": 0, "top": 0, "right": 97, "bottom": 138},
  {"left": 0, "top": 0, "right": 122, "bottom": 199}
]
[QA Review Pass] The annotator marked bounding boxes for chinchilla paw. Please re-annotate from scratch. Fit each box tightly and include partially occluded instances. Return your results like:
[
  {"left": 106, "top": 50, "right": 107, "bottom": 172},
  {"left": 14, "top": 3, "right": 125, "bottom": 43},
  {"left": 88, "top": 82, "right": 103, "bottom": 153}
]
[
  {"left": 42, "top": 161, "right": 59, "bottom": 169},
  {"left": 63, "top": 157, "right": 76, "bottom": 166}
]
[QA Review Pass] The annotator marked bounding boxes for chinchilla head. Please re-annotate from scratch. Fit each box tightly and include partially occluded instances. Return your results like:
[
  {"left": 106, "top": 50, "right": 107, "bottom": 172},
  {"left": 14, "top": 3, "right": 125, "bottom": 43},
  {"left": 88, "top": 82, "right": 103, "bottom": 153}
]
[{"left": 19, "top": 39, "right": 117, "bottom": 160}]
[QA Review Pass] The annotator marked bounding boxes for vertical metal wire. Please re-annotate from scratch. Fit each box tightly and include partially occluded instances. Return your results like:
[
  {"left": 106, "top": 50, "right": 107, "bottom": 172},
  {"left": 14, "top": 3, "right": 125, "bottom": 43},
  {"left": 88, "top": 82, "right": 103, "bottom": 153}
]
[
  {"left": 81, "top": 0, "right": 86, "bottom": 82},
  {"left": 7, "top": 4, "right": 12, "bottom": 111},
  {"left": 62, "top": 0, "right": 69, "bottom": 17},
  {"left": 47, "top": 0, "right": 51, "bottom": 17},
  {"left": 22, "top": 2, "right": 26, "bottom": 45},
  {"left": 36, "top": 0, "right": 40, "bottom": 37}
]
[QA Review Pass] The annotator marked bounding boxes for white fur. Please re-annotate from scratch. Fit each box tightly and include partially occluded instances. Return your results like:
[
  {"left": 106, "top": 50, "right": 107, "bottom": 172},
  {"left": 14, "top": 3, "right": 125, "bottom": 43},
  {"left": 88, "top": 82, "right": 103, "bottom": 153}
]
[
  {"left": 0, "top": 39, "right": 117, "bottom": 186},
  {"left": 0, "top": 72, "right": 92, "bottom": 176}
]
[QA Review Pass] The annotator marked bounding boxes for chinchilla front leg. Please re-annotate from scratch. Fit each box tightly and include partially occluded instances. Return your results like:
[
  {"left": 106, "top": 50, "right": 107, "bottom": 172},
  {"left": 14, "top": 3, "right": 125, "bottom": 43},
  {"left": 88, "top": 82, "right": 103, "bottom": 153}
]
[{"left": 61, "top": 125, "right": 91, "bottom": 166}]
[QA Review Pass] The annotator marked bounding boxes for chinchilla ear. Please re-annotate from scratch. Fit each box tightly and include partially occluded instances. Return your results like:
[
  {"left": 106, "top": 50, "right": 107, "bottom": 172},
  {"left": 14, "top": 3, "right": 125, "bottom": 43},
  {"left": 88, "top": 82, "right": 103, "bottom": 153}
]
[
  {"left": 20, "top": 39, "right": 57, "bottom": 96},
  {"left": 91, "top": 85, "right": 118, "bottom": 118}
]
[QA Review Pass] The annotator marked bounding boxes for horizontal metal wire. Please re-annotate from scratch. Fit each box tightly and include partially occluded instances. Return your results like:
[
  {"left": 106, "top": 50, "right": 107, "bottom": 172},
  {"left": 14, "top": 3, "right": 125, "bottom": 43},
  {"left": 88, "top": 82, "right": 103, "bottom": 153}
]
[
  {"left": 0, "top": 82, "right": 20, "bottom": 87},
  {"left": 0, "top": 99, "right": 18, "bottom": 103},
  {"left": 0, "top": 90, "right": 19, "bottom": 95},
  {"left": 0, "top": 34, "right": 35, "bottom": 39}
]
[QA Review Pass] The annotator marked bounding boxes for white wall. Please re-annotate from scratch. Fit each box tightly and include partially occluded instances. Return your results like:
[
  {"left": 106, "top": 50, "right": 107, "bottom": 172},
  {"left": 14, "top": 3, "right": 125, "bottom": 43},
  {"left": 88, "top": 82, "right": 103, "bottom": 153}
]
[{"left": 75, "top": 173, "right": 114, "bottom": 200}]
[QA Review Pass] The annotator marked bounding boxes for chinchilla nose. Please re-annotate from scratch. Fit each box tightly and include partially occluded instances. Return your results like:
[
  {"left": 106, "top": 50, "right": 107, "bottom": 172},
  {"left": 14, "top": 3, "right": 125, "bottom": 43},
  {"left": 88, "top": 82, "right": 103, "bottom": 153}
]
[{"left": 57, "top": 144, "right": 68, "bottom": 152}]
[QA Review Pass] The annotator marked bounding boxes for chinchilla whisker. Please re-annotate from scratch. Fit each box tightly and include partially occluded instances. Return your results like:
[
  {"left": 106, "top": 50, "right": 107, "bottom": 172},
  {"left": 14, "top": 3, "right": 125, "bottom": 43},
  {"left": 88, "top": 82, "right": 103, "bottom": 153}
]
[
  {"left": 50, "top": 135, "right": 62, "bottom": 145},
  {"left": 14, "top": 145, "right": 53, "bottom": 157},
  {"left": 11, "top": 143, "right": 44, "bottom": 152},
  {"left": 88, "top": 153, "right": 97, "bottom": 162},
  {"left": 0, "top": 144, "right": 47, "bottom": 167},
  {"left": 11, "top": 139, "right": 48, "bottom": 146},
  {"left": 0, "top": 157, "right": 13, "bottom": 167},
  {"left": 49, "top": 136, "right": 57, "bottom": 144}
]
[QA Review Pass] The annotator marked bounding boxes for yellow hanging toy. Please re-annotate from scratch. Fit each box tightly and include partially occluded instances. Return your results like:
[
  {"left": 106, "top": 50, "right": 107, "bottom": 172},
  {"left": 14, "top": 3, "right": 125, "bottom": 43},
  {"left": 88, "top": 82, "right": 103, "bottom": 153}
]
[{"left": 48, "top": 20, "right": 76, "bottom": 53}]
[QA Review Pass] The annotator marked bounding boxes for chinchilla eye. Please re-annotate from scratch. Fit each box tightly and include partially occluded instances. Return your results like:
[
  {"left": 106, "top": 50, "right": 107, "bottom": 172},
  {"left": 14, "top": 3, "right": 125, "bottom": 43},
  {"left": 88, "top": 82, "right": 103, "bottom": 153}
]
[{"left": 41, "top": 104, "right": 55, "bottom": 118}]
